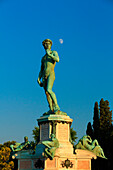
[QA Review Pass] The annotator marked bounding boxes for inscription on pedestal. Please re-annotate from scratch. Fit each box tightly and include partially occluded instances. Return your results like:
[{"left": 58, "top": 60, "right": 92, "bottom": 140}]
[
  {"left": 40, "top": 123, "right": 49, "bottom": 141},
  {"left": 57, "top": 123, "right": 69, "bottom": 141}
]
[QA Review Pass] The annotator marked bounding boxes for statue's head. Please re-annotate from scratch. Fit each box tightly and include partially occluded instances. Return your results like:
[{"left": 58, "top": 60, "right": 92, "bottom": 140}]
[
  {"left": 24, "top": 136, "right": 28, "bottom": 143},
  {"left": 42, "top": 39, "right": 53, "bottom": 50},
  {"left": 50, "top": 133, "right": 55, "bottom": 139}
]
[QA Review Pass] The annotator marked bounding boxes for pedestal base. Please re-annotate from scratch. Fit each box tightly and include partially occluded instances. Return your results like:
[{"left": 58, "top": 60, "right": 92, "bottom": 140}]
[{"left": 17, "top": 149, "right": 96, "bottom": 170}]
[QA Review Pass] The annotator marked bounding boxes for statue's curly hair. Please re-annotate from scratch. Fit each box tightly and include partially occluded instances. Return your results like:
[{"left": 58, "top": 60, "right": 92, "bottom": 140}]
[{"left": 42, "top": 39, "right": 53, "bottom": 46}]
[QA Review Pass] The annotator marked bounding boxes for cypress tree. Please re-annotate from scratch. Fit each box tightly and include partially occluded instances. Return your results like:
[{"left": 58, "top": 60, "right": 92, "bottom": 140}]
[
  {"left": 86, "top": 122, "right": 94, "bottom": 139},
  {"left": 86, "top": 99, "right": 113, "bottom": 169},
  {"left": 99, "top": 98, "right": 112, "bottom": 131},
  {"left": 99, "top": 98, "right": 113, "bottom": 156},
  {"left": 93, "top": 102, "right": 100, "bottom": 140}
]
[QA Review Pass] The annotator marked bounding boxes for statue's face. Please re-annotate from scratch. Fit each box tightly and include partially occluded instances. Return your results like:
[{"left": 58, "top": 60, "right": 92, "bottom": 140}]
[{"left": 44, "top": 42, "right": 51, "bottom": 50}]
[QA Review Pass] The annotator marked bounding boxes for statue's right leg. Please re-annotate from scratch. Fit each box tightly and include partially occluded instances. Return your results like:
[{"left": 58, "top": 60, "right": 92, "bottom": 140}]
[
  {"left": 43, "top": 79, "right": 53, "bottom": 111},
  {"left": 10, "top": 145, "right": 14, "bottom": 151}
]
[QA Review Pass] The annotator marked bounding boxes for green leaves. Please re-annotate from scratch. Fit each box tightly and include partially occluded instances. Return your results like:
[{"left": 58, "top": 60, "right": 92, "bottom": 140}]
[
  {"left": 70, "top": 128, "right": 77, "bottom": 144},
  {"left": 0, "top": 142, "right": 15, "bottom": 170},
  {"left": 32, "top": 126, "right": 40, "bottom": 144}
]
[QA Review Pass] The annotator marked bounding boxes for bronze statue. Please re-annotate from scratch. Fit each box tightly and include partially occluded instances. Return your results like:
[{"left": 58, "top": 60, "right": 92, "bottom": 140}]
[
  {"left": 10, "top": 136, "right": 31, "bottom": 152},
  {"left": 37, "top": 39, "right": 61, "bottom": 114},
  {"left": 75, "top": 135, "right": 107, "bottom": 159},
  {"left": 42, "top": 134, "right": 59, "bottom": 160}
]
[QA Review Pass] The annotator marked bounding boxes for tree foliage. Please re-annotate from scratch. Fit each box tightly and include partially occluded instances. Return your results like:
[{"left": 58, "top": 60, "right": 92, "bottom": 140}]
[
  {"left": 86, "top": 122, "right": 94, "bottom": 139},
  {"left": 86, "top": 98, "right": 113, "bottom": 169},
  {"left": 70, "top": 127, "right": 78, "bottom": 144},
  {"left": 93, "top": 102, "right": 100, "bottom": 139},
  {"left": 0, "top": 141, "right": 16, "bottom": 170},
  {"left": 3, "top": 141, "right": 16, "bottom": 148},
  {"left": 99, "top": 98, "right": 112, "bottom": 131},
  {"left": 32, "top": 126, "right": 40, "bottom": 144},
  {"left": 86, "top": 99, "right": 112, "bottom": 141}
]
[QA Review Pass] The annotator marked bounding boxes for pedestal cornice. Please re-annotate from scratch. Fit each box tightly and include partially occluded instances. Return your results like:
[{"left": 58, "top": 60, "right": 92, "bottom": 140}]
[{"left": 37, "top": 114, "right": 73, "bottom": 124}]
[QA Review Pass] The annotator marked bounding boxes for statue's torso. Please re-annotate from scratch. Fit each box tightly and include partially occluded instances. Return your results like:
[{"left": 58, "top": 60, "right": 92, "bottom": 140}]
[{"left": 42, "top": 54, "right": 56, "bottom": 78}]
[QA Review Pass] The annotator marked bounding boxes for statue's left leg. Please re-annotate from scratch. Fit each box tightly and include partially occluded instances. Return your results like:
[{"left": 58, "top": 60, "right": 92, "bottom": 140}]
[
  {"left": 92, "top": 140, "right": 99, "bottom": 146},
  {"left": 45, "top": 91, "right": 53, "bottom": 111},
  {"left": 45, "top": 148, "right": 53, "bottom": 160},
  {"left": 46, "top": 73, "right": 60, "bottom": 112}
]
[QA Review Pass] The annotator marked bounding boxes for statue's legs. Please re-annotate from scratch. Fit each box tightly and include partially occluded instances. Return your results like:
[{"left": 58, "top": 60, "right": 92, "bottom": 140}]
[
  {"left": 45, "top": 148, "right": 54, "bottom": 160},
  {"left": 10, "top": 145, "right": 14, "bottom": 151},
  {"left": 45, "top": 91, "right": 53, "bottom": 111},
  {"left": 43, "top": 78, "right": 53, "bottom": 111},
  {"left": 92, "top": 140, "right": 99, "bottom": 146},
  {"left": 46, "top": 73, "right": 60, "bottom": 112},
  {"left": 85, "top": 140, "right": 99, "bottom": 151},
  {"left": 42, "top": 141, "right": 55, "bottom": 148}
]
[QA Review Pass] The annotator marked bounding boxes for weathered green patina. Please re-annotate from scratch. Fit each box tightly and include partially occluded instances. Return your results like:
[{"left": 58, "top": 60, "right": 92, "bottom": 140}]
[
  {"left": 75, "top": 135, "right": 107, "bottom": 159},
  {"left": 37, "top": 39, "right": 66, "bottom": 115},
  {"left": 42, "top": 134, "right": 59, "bottom": 160},
  {"left": 10, "top": 136, "right": 32, "bottom": 152}
]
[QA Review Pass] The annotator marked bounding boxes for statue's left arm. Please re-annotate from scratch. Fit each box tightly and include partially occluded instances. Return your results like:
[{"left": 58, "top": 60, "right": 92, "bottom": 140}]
[{"left": 46, "top": 49, "right": 59, "bottom": 62}]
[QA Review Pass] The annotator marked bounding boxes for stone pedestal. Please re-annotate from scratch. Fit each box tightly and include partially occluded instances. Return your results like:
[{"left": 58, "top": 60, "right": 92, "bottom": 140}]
[
  {"left": 17, "top": 114, "right": 96, "bottom": 170},
  {"left": 75, "top": 149, "right": 96, "bottom": 170},
  {"left": 37, "top": 115, "right": 74, "bottom": 156}
]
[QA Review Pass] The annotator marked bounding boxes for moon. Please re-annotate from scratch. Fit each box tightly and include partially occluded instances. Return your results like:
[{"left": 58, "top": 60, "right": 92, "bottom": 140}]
[{"left": 59, "top": 39, "right": 63, "bottom": 44}]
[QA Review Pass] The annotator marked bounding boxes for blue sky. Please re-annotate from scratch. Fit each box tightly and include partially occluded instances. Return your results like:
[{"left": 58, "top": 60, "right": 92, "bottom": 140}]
[{"left": 0, "top": 0, "right": 113, "bottom": 143}]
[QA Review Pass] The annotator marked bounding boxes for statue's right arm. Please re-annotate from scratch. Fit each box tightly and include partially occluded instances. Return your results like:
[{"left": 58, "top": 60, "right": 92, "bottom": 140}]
[
  {"left": 37, "top": 59, "right": 43, "bottom": 87},
  {"left": 46, "top": 49, "right": 59, "bottom": 62}
]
